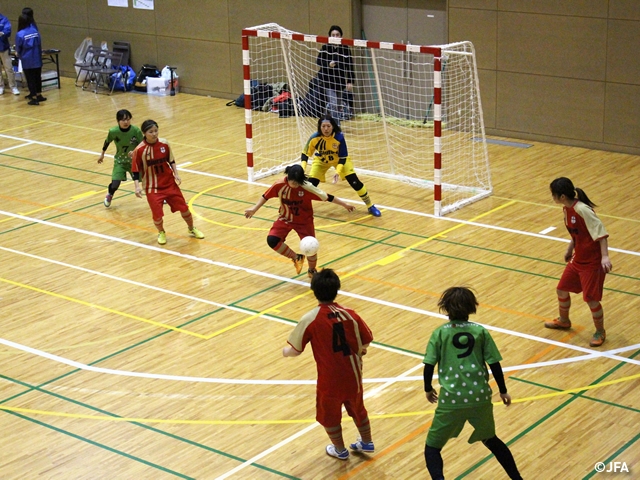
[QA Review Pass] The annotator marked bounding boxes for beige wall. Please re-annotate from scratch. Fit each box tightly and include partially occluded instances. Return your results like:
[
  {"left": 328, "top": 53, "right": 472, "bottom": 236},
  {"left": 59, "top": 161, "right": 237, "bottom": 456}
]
[
  {"left": 449, "top": 0, "right": 640, "bottom": 154},
  {"left": 2, "top": 0, "right": 638, "bottom": 153},
  {"left": 0, "top": 0, "right": 355, "bottom": 98}
]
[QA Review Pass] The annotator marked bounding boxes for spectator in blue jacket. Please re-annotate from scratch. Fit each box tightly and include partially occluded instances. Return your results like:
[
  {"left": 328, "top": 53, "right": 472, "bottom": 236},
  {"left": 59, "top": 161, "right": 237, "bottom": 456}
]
[
  {"left": 15, "top": 11, "right": 44, "bottom": 105},
  {"left": 0, "top": 12, "right": 20, "bottom": 95}
]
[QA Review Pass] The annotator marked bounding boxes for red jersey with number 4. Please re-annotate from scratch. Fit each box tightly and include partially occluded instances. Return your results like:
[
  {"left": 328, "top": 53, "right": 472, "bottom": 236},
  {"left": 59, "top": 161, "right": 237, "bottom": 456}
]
[
  {"left": 564, "top": 200, "right": 608, "bottom": 269},
  {"left": 131, "top": 138, "right": 177, "bottom": 194},
  {"left": 263, "top": 178, "right": 328, "bottom": 225},
  {"left": 287, "top": 303, "right": 373, "bottom": 396}
]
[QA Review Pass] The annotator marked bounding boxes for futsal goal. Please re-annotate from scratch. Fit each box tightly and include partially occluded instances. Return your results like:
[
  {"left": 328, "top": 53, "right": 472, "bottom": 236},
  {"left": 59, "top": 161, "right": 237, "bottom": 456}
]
[{"left": 242, "top": 23, "right": 491, "bottom": 216}]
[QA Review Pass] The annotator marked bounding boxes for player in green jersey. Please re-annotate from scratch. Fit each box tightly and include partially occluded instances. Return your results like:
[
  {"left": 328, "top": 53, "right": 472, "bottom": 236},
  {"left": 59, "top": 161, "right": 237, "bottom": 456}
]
[
  {"left": 97, "top": 109, "right": 143, "bottom": 207},
  {"left": 423, "top": 287, "right": 522, "bottom": 480}
]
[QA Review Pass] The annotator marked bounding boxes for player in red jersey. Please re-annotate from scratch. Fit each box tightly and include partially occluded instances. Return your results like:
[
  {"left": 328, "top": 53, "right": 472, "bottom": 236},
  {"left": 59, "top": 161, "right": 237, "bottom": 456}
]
[
  {"left": 545, "top": 177, "right": 612, "bottom": 347},
  {"left": 283, "top": 268, "right": 375, "bottom": 460},
  {"left": 244, "top": 164, "right": 354, "bottom": 278},
  {"left": 132, "top": 119, "right": 204, "bottom": 245}
]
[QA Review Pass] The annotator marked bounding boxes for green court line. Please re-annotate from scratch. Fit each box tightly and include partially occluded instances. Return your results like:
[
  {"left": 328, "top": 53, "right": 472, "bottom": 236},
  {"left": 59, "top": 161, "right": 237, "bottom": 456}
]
[
  {"left": 511, "top": 376, "right": 640, "bottom": 414},
  {"left": 0, "top": 374, "right": 300, "bottom": 480},
  {"left": 0, "top": 309, "right": 300, "bottom": 479},
  {"left": 1, "top": 158, "right": 638, "bottom": 289},
  {"left": 5, "top": 410, "right": 194, "bottom": 479},
  {"left": 582, "top": 432, "right": 640, "bottom": 479},
  {"left": 455, "top": 350, "right": 640, "bottom": 479},
  {"left": 2, "top": 156, "right": 638, "bottom": 477}
]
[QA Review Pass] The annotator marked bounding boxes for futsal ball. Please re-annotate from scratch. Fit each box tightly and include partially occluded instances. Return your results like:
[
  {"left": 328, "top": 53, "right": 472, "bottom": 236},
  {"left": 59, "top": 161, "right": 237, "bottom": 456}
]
[{"left": 299, "top": 236, "right": 320, "bottom": 256}]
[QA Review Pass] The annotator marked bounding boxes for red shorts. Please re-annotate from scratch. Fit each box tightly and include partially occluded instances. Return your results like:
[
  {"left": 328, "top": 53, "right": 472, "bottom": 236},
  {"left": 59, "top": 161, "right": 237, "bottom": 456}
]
[
  {"left": 268, "top": 219, "right": 315, "bottom": 241},
  {"left": 146, "top": 187, "right": 188, "bottom": 220},
  {"left": 316, "top": 389, "right": 368, "bottom": 427},
  {"left": 557, "top": 261, "right": 606, "bottom": 302}
]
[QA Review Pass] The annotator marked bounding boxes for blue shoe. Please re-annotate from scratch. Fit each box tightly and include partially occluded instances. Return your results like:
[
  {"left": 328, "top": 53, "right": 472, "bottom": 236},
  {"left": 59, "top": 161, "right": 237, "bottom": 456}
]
[
  {"left": 326, "top": 444, "right": 349, "bottom": 460},
  {"left": 368, "top": 205, "right": 381, "bottom": 217},
  {"left": 350, "top": 439, "right": 375, "bottom": 453}
]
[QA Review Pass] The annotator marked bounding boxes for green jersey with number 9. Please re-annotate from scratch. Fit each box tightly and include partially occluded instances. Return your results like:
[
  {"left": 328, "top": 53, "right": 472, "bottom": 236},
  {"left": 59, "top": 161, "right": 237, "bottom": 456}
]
[{"left": 423, "top": 320, "right": 502, "bottom": 408}]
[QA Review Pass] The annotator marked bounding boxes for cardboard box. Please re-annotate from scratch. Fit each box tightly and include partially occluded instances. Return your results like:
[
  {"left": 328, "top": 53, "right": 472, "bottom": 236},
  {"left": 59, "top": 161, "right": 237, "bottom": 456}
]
[{"left": 146, "top": 77, "right": 179, "bottom": 96}]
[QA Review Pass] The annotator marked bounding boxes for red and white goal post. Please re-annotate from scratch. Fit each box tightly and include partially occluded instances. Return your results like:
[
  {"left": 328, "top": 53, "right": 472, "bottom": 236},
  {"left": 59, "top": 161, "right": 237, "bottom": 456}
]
[{"left": 241, "top": 23, "right": 491, "bottom": 216}]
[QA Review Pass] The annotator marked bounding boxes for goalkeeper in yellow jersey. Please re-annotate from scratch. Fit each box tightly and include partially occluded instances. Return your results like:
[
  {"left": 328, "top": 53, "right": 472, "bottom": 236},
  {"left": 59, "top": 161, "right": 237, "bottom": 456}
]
[{"left": 301, "top": 115, "right": 381, "bottom": 217}]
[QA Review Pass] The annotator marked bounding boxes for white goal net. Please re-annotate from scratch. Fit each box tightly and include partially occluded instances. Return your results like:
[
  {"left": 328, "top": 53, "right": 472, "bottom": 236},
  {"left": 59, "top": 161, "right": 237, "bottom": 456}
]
[{"left": 242, "top": 23, "right": 491, "bottom": 216}]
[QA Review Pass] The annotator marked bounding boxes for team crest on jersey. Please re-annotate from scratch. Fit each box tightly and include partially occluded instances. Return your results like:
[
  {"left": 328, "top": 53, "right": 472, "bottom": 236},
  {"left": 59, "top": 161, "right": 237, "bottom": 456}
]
[
  {"left": 298, "top": 190, "right": 304, "bottom": 197},
  {"left": 160, "top": 147, "right": 166, "bottom": 153},
  {"left": 571, "top": 216, "right": 576, "bottom": 224},
  {"left": 332, "top": 142, "right": 339, "bottom": 150}
]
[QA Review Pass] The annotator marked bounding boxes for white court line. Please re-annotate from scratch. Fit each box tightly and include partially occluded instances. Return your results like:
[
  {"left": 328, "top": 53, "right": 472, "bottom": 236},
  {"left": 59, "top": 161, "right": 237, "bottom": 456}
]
[
  {"left": 2, "top": 209, "right": 638, "bottom": 361},
  {"left": 214, "top": 363, "right": 425, "bottom": 480},
  {"left": 539, "top": 226, "right": 556, "bottom": 235},
  {"left": 0, "top": 133, "right": 113, "bottom": 157},
  {"left": 0, "top": 142, "right": 34, "bottom": 154},
  {"left": 179, "top": 168, "right": 638, "bottom": 257},
  {"left": 1, "top": 133, "right": 637, "bottom": 257},
  {"left": 2, "top": 216, "right": 640, "bottom": 385}
]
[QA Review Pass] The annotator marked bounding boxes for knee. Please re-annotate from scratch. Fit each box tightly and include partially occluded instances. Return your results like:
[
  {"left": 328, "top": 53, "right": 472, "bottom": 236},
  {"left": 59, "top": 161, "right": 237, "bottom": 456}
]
[
  {"left": 345, "top": 173, "right": 363, "bottom": 190},
  {"left": 267, "top": 235, "right": 281, "bottom": 249},
  {"left": 556, "top": 289, "right": 569, "bottom": 299}
]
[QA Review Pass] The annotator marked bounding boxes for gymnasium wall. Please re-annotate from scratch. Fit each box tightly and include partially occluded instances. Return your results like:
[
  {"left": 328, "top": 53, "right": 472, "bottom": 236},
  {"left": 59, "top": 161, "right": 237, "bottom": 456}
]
[
  {"left": 450, "top": 0, "right": 640, "bottom": 154},
  {"left": 0, "top": 0, "right": 356, "bottom": 98},
  {"left": 1, "top": 0, "right": 638, "bottom": 154}
]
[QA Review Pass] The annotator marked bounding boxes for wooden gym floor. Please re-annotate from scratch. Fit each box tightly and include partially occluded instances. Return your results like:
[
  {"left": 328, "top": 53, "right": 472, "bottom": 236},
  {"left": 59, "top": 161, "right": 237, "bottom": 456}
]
[{"left": 0, "top": 79, "right": 638, "bottom": 479}]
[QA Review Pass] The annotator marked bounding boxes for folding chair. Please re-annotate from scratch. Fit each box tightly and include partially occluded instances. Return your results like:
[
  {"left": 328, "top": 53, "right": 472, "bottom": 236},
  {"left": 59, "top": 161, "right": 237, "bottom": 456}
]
[
  {"left": 74, "top": 45, "right": 98, "bottom": 86},
  {"left": 81, "top": 50, "right": 123, "bottom": 95}
]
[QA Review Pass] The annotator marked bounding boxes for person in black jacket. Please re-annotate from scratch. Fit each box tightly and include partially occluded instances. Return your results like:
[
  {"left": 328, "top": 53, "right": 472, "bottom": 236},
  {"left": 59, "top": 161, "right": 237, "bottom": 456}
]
[{"left": 316, "top": 25, "right": 354, "bottom": 118}]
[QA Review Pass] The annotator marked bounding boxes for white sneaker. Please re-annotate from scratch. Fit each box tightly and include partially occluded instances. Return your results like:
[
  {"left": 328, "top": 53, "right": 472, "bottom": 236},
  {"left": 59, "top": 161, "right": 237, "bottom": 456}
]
[
  {"left": 11, "top": 87, "right": 20, "bottom": 95},
  {"left": 0, "top": 88, "right": 4, "bottom": 95}
]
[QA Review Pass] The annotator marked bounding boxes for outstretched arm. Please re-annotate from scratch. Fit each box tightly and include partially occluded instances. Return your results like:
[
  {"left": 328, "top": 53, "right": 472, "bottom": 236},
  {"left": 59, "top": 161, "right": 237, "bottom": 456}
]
[
  {"left": 245, "top": 195, "right": 268, "bottom": 218},
  {"left": 327, "top": 194, "right": 355, "bottom": 212}
]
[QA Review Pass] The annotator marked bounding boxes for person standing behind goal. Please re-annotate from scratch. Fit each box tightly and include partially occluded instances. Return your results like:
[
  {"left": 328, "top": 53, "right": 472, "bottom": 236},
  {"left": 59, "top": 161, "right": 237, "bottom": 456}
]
[
  {"left": 283, "top": 268, "right": 375, "bottom": 460},
  {"left": 423, "top": 287, "right": 522, "bottom": 480},
  {"left": 302, "top": 115, "right": 381, "bottom": 217}
]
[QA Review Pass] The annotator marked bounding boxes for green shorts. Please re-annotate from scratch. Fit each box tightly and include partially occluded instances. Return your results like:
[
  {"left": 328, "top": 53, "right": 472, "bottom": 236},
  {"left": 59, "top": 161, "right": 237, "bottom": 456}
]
[
  {"left": 308, "top": 156, "right": 356, "bottom": 182},
  {"left": 426, "top": 403, "right": 496, "bottom": 449},
  {"left": 112, "top": 161, "right": 132, "bottom": 181}
]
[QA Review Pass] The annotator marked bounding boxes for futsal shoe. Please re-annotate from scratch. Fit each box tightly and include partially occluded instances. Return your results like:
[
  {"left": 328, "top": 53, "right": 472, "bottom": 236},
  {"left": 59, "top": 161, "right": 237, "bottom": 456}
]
[
  {"left": 104, "top": 194, "right": 112, "bottom": 207},
  {"left": 590, "top": 330, "right": 606, "bottom": 347},
  {"left": 350, "top": 438, "right": 375, "bottom": 453},
  {"left": 544, "top": 317, "right": 572, "bottom": 329},
  {"left": 12, "top": 87, "right": 20, "bottom": 95},
  {"left": 292, "top": 254, "right": 305, "bottom": 274},
  {"left": 326, "top": 445, "right": 349, "bottom": 460},
  {"left": 189, "top": 227, "right": 205, "bottom": 239},
  {"left": 307, "top": 268, "right": 317, "bottom": 279},
  {"left": 36, "top": 95, "right": 47, "bottom": 102},
  {"left": 368, "top": 205, "right": 382, "bottom": 217},
  {"left": 157, "top": 231, "right": 167, "bottom": 245}
]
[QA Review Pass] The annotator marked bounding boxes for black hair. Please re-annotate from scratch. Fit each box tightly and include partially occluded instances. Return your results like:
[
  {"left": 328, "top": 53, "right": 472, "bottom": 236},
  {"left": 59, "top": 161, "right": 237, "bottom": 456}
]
[
  {"left": 317, "top": 115, "right": 341, "bottom": 135},
  {"left": 17, "top": 13, "right": 33, "bottom": 31},
  {"left": 328, "top": 25, "right": 343, "bottom": 37},
  {"left": 438, "top": 287, "right": 478, "bottom": 321},
  {"left": 116, "top": 109, "right": 132, "bottom": 122},
  {"left": 311, "top": 268, "right": 341, "bottom": 302},
  {"left": 284, "top": 164, "right": 307, "bottom": 184},
  {"left": 141, "top": 119, "right": 158, "bottom": 133},
  {"left": 550, "top": 177, "right": 597, "bottom": 208}
]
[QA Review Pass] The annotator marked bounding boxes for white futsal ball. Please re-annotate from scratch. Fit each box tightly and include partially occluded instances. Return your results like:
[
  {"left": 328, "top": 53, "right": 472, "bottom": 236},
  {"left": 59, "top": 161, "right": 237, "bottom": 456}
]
[{"left": 299, "top": 236, "right": 320, "bottom": 256}]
